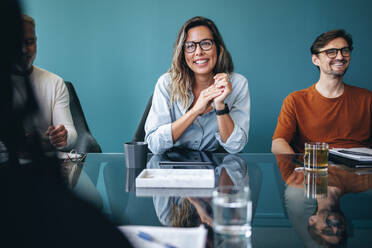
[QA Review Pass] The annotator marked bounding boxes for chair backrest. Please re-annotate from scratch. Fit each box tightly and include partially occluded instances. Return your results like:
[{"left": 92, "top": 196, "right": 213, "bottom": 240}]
[
  {"left": 132, "top": 94, "right": 153, "bottom": 142},
  {"left": 65, "top": 81, "right": 102, "bottom": 153}
]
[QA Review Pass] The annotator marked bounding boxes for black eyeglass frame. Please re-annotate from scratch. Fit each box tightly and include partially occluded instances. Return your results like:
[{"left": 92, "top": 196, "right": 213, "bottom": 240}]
[
  {"left": 184, "top": 39, "right": 214, "bottom": 53},
  {"left": 321, "top": 215, "right": 345, "bottom": 236},
  {"left": 315, "top": 47, "right": 352, "bottom": 59}
]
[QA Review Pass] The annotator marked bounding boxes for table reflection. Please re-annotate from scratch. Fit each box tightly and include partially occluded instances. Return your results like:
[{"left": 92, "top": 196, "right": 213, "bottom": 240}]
[
  {"left": 276, "top": 154, "right": 372, "bottom": 248},
  {"left": 59, "top": 152, "right": 372, "bottom": 247},
  {"left": 145, "top": 150, "right": 260, "bottom": 248}
]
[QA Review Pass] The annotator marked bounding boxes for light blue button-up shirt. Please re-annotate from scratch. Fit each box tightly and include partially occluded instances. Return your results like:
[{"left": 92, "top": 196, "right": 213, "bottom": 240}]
[{"left": 145, "top": 72, "right": 250, "bottom": 154}]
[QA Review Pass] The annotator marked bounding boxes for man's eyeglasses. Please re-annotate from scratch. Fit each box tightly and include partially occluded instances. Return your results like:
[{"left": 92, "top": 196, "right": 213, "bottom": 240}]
[
  {"left": 184, "top": 39, "right": 214, "bottom": 53},
  {"left": 316, "top": 47, "right": 352, "bottom": 59},
  {"left": 321, "top": 216, "right": 344, "bottom": 236}
]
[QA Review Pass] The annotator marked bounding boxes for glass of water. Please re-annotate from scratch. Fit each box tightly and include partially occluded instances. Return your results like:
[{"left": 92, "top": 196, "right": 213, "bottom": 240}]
[{"left": 212, "top": 185, "right": 252, "bottom": 237}]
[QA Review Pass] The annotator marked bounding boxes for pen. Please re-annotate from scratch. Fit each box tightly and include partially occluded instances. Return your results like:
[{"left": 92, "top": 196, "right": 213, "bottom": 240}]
[
  {"left": 137, "top": 231, "right": 177, "bottom": 248},
  {"left": 338, "top": 150, "right": 372, "bottom": 157}
]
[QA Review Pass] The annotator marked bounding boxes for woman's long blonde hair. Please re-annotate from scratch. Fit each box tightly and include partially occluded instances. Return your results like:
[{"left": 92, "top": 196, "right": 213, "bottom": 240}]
[{"left": 169, "top": 16, "right": 234, "bottom": 108}]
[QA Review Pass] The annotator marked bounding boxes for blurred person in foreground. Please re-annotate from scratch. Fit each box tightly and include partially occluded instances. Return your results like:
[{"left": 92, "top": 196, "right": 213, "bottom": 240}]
[{"left": 0, "top": 0, "right": 132, "bottom": 247}]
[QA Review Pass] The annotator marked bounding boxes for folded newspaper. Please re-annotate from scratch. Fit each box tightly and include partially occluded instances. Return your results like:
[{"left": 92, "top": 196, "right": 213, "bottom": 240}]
[{"left": 329, "top": 147, "right": 372, "bottom": 162}]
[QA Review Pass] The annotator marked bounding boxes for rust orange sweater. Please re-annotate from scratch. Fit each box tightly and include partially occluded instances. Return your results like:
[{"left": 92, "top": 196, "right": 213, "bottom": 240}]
[{"left": 273, "top": 83, "right": 372, "bottom": 153}]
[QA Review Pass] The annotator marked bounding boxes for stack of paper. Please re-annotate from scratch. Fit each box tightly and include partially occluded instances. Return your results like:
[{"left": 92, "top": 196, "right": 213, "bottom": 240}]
[
  {"left": 329, "top": 147, "right": 372, "bottom": 167},
  {"left": 119, "top": 225, "right": 207, "bottom": 248}
]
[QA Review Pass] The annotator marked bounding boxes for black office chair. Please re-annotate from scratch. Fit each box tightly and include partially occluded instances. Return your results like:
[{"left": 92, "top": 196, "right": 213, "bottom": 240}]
[
  {"left": 132, "top": 94, "right": 153, "bottom": 142},
  {"left": 65, "top": 81, "right": 102, "bottom": 153}
]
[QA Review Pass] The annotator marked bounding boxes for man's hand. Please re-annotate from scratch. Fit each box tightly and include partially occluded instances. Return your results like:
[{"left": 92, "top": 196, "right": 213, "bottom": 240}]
[
  {"left": 271, "top": 138, "right": 295, "bottom": 154},
  {"left": 286, "top": 169, "right": 304, "bottom": 186},
  {"left": 45, "top": 124, "right": 68, "bottom": 148}
]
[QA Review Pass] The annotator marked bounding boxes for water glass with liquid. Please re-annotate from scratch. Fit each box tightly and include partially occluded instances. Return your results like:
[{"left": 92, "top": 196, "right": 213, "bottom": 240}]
[{"left": 212, "top": 185, "right": 252, "bottom": 237}]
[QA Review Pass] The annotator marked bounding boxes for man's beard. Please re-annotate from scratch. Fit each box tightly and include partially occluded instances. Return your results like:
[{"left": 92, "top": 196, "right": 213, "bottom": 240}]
[
  {"left": 329, "top": 59, "right": 349, "bottom": 77},
  {"left": 12, "top": 56, "right": 33, "bottom": 75}
]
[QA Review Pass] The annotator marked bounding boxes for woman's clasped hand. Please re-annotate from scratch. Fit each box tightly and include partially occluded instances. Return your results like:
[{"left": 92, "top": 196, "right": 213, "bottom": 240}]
[{"left": 191, "top": 73, "right": 232, "bottom": 115}]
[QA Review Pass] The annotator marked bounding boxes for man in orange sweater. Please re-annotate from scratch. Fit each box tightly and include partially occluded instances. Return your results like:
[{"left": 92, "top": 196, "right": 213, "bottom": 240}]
[{"left": 272, "top": 29, "right": 372, "bottom": 154}]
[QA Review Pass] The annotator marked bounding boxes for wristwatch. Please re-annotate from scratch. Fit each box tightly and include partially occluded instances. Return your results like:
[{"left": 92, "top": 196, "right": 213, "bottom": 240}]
[{"left": 214, "top": 103, "right": 229, "bottom": 116}]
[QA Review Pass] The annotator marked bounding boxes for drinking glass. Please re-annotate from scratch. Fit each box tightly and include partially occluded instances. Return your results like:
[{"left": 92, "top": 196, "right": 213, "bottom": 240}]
[
  {"left": 304, "top": 170, "right": 328, "bottom": 199},
  {"left": 304, "top": 142, "right": 328, "bottom": 171},
  {"left": 212, "top": 185, "right": 252, "bottom": 237}
]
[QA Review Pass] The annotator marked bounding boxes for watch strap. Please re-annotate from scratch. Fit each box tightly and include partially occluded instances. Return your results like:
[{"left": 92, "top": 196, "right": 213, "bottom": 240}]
[{"left": 215, "top": 103, "right": 229, "bottom": 116}]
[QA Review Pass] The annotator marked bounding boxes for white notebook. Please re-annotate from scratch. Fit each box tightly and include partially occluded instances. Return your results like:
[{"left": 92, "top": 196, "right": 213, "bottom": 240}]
[
  {"left": 329, "top": 147, "right": 372, "bottom": 161},
  {"left": 119, "top": 225, "right": 207, "bottom": 248}
]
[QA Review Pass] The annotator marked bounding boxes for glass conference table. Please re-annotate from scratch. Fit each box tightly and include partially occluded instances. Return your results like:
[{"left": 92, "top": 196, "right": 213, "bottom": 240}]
[{"left": 65, "top": 150, "right": 372, "bottom": 248}]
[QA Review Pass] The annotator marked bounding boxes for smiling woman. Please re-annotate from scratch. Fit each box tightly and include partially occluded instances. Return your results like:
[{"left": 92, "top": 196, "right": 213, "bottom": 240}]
[{"left": 144, "top": 16, "right": 250, "bottom": 154}]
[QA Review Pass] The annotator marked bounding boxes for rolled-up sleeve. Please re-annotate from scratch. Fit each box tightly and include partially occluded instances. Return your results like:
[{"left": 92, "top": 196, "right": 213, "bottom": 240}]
[
  {"left": 145, "top": 75, "right": 174, "bottom": 154},
  {"left": 215, "top": 75, "right": 250, "bottom": 154}
]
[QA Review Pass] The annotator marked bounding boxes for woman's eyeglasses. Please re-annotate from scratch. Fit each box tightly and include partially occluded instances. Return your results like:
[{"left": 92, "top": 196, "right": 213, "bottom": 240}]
[{"left": 184, "top": 39, "right": 214, "bottom": 53}]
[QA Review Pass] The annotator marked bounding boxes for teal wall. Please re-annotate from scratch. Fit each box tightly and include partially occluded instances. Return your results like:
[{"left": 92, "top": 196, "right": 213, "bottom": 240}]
[{"left": 22, "top": 0, "right": 372, "bottom": 152}]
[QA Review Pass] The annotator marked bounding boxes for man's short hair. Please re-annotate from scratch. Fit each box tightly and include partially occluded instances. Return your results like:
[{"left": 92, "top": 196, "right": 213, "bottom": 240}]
[
  {"left": 310, "top": 29, "right": 353, "bottom": 54},
  {"left": 308, "top": 222, "right": 348, "bottom": 248},
  {"left": 22, "top": 14, "right": 35, "bottom": 29}
]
